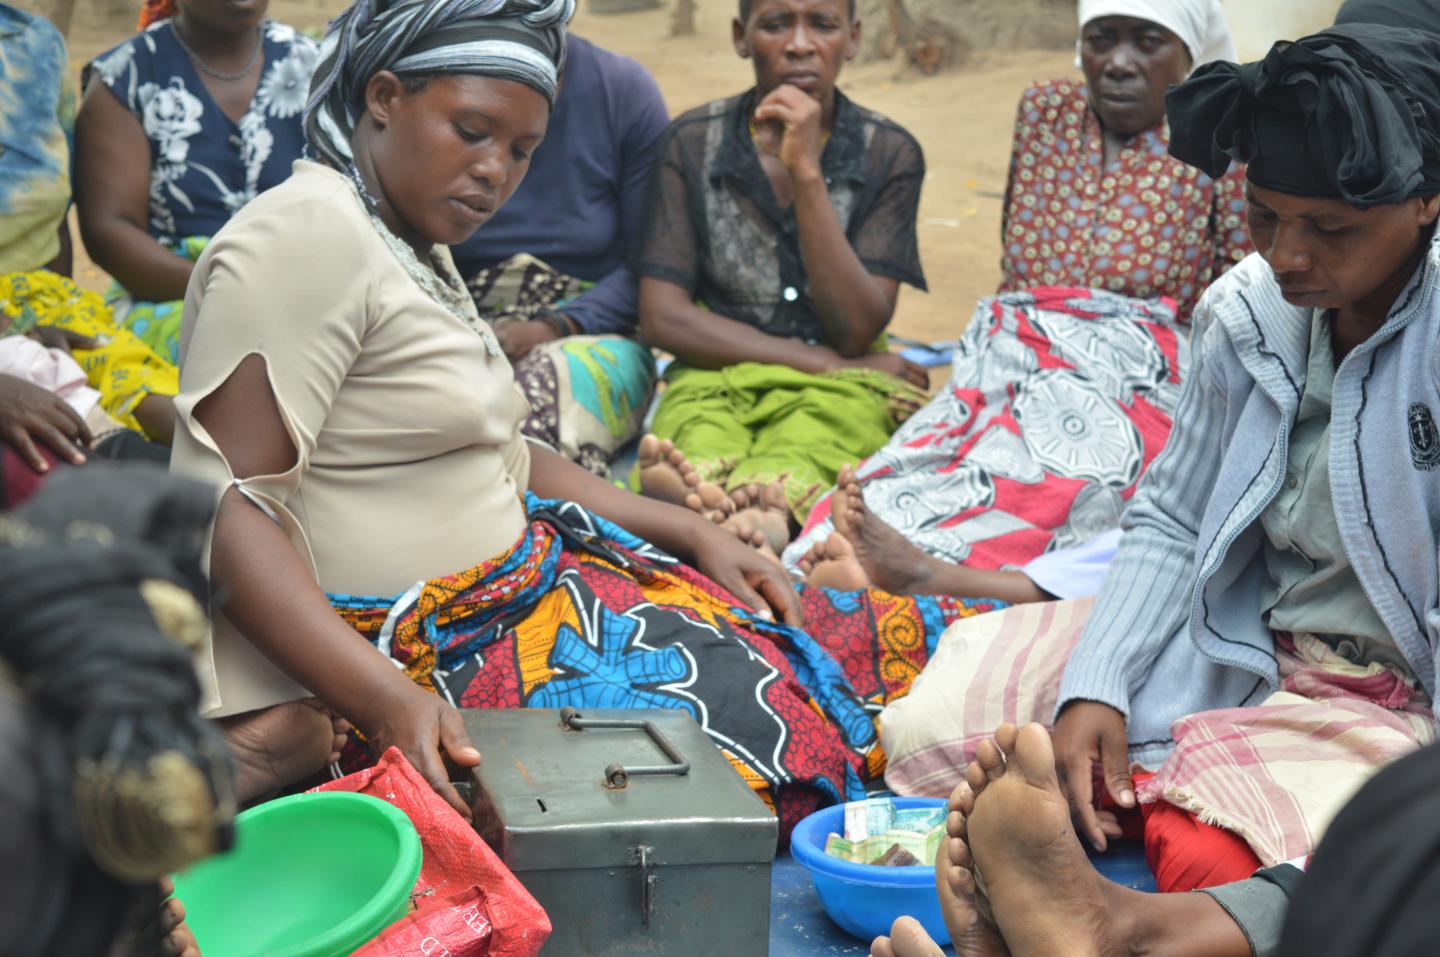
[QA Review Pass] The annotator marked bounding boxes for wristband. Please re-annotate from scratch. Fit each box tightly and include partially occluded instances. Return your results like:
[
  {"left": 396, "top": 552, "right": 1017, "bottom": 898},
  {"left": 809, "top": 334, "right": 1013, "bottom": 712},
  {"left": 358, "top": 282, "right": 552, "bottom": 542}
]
[{"left": 536, "top": 311, "right": 574, "bottom": 339}]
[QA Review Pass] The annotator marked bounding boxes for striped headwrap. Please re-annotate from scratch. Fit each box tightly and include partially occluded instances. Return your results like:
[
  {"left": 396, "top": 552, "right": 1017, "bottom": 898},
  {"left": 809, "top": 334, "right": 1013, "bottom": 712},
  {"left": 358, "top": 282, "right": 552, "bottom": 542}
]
[{"left": 304, "top": 0, "right": 574, "bottom": 169}]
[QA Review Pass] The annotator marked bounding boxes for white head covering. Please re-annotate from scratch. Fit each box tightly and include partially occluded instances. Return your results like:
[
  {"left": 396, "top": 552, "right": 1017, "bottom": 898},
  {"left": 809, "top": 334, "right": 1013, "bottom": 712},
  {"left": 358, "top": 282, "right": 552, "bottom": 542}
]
[{"left": 1075, "top": 0, "right": 1237, "bottom": 72}]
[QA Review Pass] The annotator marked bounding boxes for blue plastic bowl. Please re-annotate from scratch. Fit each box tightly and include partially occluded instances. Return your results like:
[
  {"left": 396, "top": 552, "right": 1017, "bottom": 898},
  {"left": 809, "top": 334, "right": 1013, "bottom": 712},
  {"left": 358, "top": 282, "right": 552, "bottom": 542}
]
[{"left": 790, "top": 796, "right": 951, "bottom": 945}]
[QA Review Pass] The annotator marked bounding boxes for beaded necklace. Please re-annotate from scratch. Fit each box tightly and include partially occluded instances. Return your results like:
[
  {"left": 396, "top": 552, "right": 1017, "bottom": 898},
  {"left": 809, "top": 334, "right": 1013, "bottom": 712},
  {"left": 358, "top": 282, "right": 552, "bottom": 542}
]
[{"left": 344, "top": 164, "right": 502, "bottom": 358}]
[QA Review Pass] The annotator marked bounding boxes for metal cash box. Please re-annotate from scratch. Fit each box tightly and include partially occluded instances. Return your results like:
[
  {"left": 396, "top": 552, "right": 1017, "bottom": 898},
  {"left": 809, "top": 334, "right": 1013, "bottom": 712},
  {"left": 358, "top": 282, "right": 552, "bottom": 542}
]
[{"left": 462, "top": 707, "right": 777, "bottom": 956}]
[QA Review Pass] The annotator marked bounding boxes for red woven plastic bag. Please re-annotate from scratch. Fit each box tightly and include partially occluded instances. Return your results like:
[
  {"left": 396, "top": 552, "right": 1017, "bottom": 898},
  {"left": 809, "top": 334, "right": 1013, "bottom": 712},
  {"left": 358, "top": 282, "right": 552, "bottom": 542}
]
[{"left": 312, "top": 748, "right": 551, "bottom": 957}]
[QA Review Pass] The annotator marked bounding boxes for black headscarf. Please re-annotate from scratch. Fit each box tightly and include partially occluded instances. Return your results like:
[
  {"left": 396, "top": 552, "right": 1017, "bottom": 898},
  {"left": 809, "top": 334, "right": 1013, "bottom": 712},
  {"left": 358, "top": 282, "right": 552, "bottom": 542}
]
[
  {"left": 1, "top": 466, "right": 236, "bottom": 957},
  {"left": 1276, "top": 742, "right": 1440, "bottom": 957},
  {"left": 1335, "top": 0, "right": 1440, "bottom": 33},
  {"left": 1165, "top": 24, "right": 1440, "bottom": 208}
]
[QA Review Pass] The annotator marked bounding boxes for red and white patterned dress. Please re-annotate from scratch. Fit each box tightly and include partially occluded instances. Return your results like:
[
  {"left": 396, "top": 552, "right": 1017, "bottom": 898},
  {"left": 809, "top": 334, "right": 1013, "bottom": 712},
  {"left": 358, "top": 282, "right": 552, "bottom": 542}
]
[{"left": 784, "top": 79, "right": 1253, "bottom": 572}]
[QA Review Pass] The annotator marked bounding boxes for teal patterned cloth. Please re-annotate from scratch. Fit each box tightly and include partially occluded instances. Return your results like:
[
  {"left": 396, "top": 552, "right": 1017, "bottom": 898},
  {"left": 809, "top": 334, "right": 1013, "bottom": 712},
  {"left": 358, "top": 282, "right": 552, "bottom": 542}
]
[{"left": 0, "top": 3, "right": 74, "bottom": 274}]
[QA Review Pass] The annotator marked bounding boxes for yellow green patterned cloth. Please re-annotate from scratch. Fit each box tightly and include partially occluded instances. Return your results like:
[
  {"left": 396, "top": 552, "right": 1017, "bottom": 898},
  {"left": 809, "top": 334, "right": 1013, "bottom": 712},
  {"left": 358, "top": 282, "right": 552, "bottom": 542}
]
[
  {"left": 468, "top": 253, "right": 657, "bottom": 478},
  {"left": 1, "top": 269, "right": 177, "bottom": 435},
  {"left": 645, "top": 361, "right": 925, "bottom": 522}
]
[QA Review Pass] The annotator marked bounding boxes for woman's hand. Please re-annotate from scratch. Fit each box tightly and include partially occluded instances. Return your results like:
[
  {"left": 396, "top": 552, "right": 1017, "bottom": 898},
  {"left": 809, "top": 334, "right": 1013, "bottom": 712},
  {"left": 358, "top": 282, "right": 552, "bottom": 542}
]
[
  {"left": 0, "top": 373, "right": 91, "bottom": 471},
  {"left": 689, "top": 518, "right": 804, "bottom": 628},
  {"left": 30, "top": 326, "right": 101, "bottom": 354},
  {"left": 495, "top": 318, "right": 563, "bottom": 362},
  {"left": 753, "top": 84, "right": 825, "bottom": 180},
  {"left": 360, "top": 683, "right": 482, "bottom": 820},
  {"left": 1052, "top": 700, "right": 1134, "bottom": 851},
  {"left": 837, "top": 352, "right": 930, "bottom": 390}
]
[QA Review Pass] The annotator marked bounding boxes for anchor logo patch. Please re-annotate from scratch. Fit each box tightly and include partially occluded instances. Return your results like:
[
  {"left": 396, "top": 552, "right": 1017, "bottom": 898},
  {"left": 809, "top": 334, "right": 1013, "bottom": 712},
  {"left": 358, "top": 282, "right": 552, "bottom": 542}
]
[{"left": 1408, "top": 403, "right": 1440, "bottom": 470}]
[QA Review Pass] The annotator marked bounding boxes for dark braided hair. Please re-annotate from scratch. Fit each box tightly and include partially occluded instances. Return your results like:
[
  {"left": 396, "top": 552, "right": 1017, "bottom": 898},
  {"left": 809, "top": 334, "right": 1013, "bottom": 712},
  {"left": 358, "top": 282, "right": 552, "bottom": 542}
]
[{"left": 0, "top": 465, "right": 236, "bottom": 957}]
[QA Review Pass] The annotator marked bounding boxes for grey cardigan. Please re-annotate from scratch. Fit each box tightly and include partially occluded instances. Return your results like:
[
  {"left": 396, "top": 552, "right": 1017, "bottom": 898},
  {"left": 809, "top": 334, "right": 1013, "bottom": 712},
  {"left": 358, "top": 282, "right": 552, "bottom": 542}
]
[{"left": 1057, "top": 231, "right": 1440, "bottom": 768}]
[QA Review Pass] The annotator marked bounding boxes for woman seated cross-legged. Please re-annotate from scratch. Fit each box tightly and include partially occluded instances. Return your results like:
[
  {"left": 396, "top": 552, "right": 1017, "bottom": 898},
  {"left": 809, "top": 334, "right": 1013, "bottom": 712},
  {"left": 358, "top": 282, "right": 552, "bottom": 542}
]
[
  {"left": 873, "top": 22, "right": 1440, "bottom": 957},
  {"left": 631, "top": 0, "right": 930, "bottom": 555},
  {"left": 786, "top": 0, "right": 1253, "bottom": 598},
  {"left": 170, "top": 0, "right": 1003, "bottom": 839}
]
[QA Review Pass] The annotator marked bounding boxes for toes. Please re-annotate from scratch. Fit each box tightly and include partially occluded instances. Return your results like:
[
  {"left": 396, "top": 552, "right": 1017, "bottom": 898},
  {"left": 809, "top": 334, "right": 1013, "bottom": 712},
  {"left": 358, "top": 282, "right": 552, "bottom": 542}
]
[
  {"left": 761, "top": 480, "right": 789, "bottom": 512},
  {"left": 948, "top": 808, "right": 968, "bottom": 843},
  {"left": 637, "top": 434, "right": 659, "bottom": 465},
  {"left": 948, "top": 861, "right": 976, "bottom": 898},
  {"left": 965, "top": 760, "right": 989, "bottom": 794},
  {"left": 955, "top": 783, "right": 976, "bottom": 819},
  {"left": 994, "top": 723, "right": 1020, "bottom": 755},
  {"left": 886, "top": 917, "right": 947, "bottom": 957},
  {"left": 946, "top": 834, "right": 973, "bottom": 870},
  {"left": 159, "top": 897, "right": 186, "bottom": 934},
  {"left": 1013, "top": 722, "right": 1061, "bottom": 789},
  {"left": 974, "top": 738, "right": 1006, "bottom": 783},
  {"left": 871, "top": 934, "right": 897, "bottom": 957}
]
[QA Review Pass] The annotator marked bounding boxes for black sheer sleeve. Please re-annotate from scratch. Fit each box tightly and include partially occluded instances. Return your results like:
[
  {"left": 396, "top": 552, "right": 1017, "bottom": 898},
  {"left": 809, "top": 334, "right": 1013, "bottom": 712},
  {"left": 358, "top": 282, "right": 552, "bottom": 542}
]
[
  {"left": 851, "top": 125, "right": 927, "bottom": 292},
  {"left": 633, "top": 121, "right": 703, "bottom": 293}
]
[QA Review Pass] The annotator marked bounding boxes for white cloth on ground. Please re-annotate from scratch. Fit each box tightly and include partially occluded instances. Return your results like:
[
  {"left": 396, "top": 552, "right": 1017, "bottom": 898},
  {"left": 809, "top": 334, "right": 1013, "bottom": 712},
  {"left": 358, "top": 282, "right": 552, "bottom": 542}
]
[
  {"left": 0, "top": 335, "right": 100, "bottom": 417},
  {"left": 1019, "top": 527, "right": 1122, "bottom": 599}
]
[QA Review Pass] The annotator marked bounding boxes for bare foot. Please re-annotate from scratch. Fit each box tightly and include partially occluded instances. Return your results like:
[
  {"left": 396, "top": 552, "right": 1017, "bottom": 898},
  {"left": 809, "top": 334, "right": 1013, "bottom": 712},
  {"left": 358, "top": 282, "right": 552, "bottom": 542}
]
[
  {"left": 870, "top": 916, "right": 948, "bottom": 957},
  {"left": 721, "top": 481, "right": 792, "bottom": 555},
  {"left": 802, "top": 532, "right": 872, "bottom": 591},
  {"left": 637, "top": 435, "right": 698, "bottom": 506},
  {"left": 966, "top": 724, "right": 1124, "bottom": 957},
  {"left": 832, "top": 464, "right": 944, "bottom": 595},
  {"left": 684, "top": 478, "right": 736, "bottom": 524},
  {"left": 111, "top": 877, "right": 202, "bottom": 957},
  {"left": 220, "top": 698, "right": 348, "bottom": 805},
  {"left": 157, "top": 878, "right": 202, "bottom": 957}
]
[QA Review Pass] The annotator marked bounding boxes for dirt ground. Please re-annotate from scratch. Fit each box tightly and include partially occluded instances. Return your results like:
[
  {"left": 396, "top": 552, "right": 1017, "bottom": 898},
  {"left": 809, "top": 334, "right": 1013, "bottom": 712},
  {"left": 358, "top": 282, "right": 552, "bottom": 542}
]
[{"left": 63, "top": 0, "right": 1078, "bottom": 345}]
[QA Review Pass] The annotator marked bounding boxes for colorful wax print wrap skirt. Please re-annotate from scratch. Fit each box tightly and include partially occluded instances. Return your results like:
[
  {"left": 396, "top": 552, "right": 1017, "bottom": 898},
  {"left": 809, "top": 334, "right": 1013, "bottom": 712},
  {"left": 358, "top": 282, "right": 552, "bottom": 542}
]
[
  {"left": 109, "top": 235, "right": 209, "bottom": 368},
  {"left": 645, "top": 361, "right": 927, "bottom": 523},
  {"left": 329, "top": 494, "right": 1001, "bottom": 841},
  {"left": 1, "top": 268, "right": 177, "bottom": 436},
  {"left": 467, "top": 253, "right": 656, "bottom": 478},
  {"left": 785, "top": 287, "right": 1188, "bottom": 571}
]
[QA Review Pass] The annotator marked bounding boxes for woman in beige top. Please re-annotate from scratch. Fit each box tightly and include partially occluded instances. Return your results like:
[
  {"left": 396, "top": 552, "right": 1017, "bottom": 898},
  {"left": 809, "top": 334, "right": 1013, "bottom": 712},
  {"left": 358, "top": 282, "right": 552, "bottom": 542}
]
[{"left": 172, "top": 0, "right": 994, "bottom": 831}]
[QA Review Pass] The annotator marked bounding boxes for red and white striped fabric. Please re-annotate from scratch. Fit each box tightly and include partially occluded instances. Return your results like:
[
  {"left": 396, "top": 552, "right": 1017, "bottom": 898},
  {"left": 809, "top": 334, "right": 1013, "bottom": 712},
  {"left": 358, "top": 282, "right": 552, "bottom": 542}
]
[{"left": 1140, "top": 633, "right": 1435, "bottom": 868}]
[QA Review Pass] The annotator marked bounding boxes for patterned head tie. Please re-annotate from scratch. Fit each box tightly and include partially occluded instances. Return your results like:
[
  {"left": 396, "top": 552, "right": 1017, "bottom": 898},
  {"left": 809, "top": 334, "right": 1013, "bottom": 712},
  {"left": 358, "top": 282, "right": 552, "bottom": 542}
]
[
  {"left": 304, "top": 0, "right": 575, "bottom": 170},
  {"left": 1165, "top": 23, "right": 1440, "bottom": 208}
]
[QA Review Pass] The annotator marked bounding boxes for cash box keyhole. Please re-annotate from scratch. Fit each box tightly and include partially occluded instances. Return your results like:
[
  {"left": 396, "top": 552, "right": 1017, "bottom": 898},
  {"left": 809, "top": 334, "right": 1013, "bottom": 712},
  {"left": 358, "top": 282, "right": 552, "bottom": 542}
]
[{"left": 536, "top": 798, "right": 549, "bottom": 814}]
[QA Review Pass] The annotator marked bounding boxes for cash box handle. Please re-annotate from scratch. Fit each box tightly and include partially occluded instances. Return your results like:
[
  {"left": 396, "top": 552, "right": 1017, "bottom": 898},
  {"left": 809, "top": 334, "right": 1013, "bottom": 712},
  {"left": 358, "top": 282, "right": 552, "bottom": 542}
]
[{"left": 559, "top": 707, "right": 691, "bottom": 789}]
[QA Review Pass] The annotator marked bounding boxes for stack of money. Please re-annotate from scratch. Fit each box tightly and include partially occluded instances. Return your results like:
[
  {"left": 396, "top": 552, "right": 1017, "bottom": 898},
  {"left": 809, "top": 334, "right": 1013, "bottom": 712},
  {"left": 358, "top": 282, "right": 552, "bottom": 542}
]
[{"left": 824, "top": 798, "right": 947, "bottom": 866}]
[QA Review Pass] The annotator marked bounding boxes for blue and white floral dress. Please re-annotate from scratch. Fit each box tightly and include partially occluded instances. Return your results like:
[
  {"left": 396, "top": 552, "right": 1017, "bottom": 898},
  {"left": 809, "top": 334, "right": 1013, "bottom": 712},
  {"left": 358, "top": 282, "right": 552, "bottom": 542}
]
[{"left": 87, "top": 19, "right": 317, "bottom": 364}]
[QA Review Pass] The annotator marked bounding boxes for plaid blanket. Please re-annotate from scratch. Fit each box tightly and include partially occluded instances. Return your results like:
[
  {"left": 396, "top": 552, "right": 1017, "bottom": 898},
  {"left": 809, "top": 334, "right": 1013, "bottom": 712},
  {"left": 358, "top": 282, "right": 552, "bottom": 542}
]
[
  {"left": 1141, "top": 633, "right": 1436, "bottom": 867},
  {"left": 883, "top": 601, "right": 1435, "bottom": 868}
]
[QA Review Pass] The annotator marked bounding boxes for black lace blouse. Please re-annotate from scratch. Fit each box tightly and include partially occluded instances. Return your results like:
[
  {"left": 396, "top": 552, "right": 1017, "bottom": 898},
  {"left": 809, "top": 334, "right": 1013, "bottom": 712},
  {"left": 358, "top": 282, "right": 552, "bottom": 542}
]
[{"left": 635, "top": 88, "right": 927, "bottom": 344}]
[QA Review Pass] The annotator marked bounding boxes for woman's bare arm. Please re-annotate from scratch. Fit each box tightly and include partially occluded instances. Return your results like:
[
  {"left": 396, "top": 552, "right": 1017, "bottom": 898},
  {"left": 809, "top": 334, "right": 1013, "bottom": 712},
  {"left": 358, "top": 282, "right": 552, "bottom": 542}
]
[
  {"left": 639, "top": 277, "right": 844, "bottom": 372},
  {"left": 526, "top": 444, "right": 804, "bottom": 625},
  {"left": 74, "top": 81, "right": 195, "bottom": 301},
  {"left": 199, "top": 355, "right": 480, "bottom": 816}
]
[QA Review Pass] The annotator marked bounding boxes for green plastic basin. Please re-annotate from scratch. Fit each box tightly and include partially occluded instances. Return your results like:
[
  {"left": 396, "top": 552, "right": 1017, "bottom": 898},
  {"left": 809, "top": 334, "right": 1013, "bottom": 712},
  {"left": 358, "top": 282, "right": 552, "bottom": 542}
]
[{"left": 172, "top": 791, "right": 423, "bottom": 957}]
